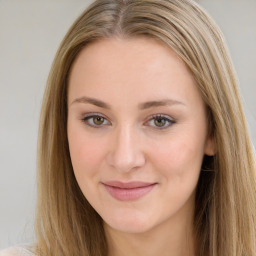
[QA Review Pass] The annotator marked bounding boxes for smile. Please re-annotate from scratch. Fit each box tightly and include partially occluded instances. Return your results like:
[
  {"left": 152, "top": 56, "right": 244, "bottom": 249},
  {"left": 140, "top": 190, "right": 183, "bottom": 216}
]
[{"left": 102, "top": 181, "right": 157, "bottom": 201}]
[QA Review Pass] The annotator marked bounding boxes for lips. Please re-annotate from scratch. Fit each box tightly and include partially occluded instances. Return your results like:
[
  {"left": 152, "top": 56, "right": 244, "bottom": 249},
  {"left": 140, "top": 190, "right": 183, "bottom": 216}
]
[{"left": 102, "top": 181, "right": 157, "bottom": 201}]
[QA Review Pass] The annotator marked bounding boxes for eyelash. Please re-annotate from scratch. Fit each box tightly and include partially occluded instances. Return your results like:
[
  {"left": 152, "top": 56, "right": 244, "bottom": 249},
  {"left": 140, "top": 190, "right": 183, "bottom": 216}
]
[
  {"left": 81, "top": 113, "right": 110, "bottom": 128},
  {"left": 81, "top": 113, "right": 175, "bottom": 129},
  {"left": 146, "top": 114, "right": 175, "bottom": 129}
]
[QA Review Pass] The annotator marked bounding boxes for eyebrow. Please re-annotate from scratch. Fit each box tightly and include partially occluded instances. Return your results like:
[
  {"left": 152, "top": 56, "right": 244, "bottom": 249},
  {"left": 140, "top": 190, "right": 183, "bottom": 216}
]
[
  {"left": 71, "top": 96, "right": 185, "bottom": 109},
  {"left": 138, "top": 99, "right": 185, "bottom": 109},
  {"left": 71, "top": 96, "right": 111, "bottom": 109}
]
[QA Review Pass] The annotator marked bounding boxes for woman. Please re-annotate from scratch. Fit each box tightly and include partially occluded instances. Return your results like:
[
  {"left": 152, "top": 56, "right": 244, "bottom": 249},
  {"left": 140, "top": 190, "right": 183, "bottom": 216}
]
[{"left": 1, "top": 0, "right": 256, "bottom": 255}]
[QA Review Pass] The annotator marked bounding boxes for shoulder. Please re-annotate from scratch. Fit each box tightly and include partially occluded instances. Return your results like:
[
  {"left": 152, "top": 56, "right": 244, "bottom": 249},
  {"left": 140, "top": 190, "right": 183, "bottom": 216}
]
[{"left": 0, "top": 246, "right": 36, "bottom": 256}]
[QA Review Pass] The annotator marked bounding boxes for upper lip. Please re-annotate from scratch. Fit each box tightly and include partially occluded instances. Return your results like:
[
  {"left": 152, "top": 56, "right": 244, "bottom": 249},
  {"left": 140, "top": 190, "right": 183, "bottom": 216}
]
[{"left": 102, "top": 181, "right": 156, "bottom": 189}]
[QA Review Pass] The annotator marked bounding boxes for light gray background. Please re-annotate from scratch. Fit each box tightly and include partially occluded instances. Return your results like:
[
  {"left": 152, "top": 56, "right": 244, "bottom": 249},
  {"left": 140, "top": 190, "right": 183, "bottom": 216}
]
[{"left": 0, "top": 0, "right": 255, "bottom": 249}]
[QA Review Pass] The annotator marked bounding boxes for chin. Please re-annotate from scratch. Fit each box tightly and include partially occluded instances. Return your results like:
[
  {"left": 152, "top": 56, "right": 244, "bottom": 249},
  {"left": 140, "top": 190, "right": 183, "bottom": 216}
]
[{"left": 103, "top": 210, "right": 155, "bottom": 234}]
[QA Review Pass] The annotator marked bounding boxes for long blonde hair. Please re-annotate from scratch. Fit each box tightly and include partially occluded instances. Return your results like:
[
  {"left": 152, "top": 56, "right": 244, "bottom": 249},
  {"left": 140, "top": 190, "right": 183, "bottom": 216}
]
[{"left": 35, "top": 0, "right": 256, "bottom": 255}]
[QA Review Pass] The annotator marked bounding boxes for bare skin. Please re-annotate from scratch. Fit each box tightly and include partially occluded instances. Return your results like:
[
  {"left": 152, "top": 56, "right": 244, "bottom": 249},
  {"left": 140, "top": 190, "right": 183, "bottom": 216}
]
[{"left": 67, "top": 37, "right": 215, "bottom": 256}]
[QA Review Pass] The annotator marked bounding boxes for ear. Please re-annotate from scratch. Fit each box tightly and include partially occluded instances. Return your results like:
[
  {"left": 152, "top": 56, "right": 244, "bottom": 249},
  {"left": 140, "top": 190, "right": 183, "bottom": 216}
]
[{"left": 204, "top": 136, "right": 216, "bottom": 156}]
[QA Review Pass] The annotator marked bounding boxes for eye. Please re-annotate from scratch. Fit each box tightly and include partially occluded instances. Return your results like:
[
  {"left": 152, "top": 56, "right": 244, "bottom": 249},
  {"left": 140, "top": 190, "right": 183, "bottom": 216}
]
[
  {"left": 81, "top": 114, "right": 110, "bottom": 128},
  {"left": 146, "top": 114, "right": 175, "bottom": 129}
]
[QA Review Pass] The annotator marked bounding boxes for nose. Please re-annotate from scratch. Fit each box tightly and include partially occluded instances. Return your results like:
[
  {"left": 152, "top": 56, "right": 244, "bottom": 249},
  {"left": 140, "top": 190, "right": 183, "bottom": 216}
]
[{"left": 106, "top": 125, "right": 146, "bottom": 173}]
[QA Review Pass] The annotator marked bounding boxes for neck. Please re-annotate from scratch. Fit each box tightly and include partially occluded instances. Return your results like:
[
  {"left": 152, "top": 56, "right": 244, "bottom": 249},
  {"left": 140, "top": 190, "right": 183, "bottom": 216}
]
[{"left": 104, "top": 202, "right": 195, "bottom": 256}]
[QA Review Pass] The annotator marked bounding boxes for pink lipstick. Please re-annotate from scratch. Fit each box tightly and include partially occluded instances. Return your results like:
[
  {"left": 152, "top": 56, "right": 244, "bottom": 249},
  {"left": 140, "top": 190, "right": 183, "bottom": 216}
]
[{"left": 102, "top": 181, "right": 156, "bottom": 201}]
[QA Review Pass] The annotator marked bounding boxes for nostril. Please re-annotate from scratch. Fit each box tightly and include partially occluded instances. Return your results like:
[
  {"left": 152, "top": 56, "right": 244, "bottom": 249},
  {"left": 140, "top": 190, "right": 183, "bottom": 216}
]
[{"left": 106, "top": 146, "right": 146, "bottom": 173}]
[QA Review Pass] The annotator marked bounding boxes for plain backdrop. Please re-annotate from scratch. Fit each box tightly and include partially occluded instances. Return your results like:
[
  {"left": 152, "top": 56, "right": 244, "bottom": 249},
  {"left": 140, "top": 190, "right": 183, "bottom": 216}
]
[{"left": 0, "top": 0, "right": 255, "bottom": 249}]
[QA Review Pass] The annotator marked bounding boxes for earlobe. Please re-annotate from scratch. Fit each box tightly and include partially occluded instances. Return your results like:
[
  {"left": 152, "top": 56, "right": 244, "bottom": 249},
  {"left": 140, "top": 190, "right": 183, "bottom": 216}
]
[{"left": 204, "top": 136, "right": 216, "bottom": 156}]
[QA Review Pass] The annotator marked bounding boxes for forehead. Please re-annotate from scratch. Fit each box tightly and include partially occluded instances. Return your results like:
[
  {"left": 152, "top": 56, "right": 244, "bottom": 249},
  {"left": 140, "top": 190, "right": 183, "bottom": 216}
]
[
  {"left": 68, "top": 37, "right": 201, "bottom": 107},
  {"left": 69, "top": 36, "right": 190, "bottom": 78}
]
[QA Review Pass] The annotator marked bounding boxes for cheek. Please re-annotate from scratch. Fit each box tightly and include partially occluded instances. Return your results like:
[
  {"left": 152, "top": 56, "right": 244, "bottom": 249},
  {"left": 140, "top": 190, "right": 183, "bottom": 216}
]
[
  {"left": 149, "top": 133, "right": 205, "bottom": 179},
  {"left": 67, "top": 125, "right": 106, "bottom": 181},
  {"left": 149, "top": 134, "right": 205, "bottom": 212}
]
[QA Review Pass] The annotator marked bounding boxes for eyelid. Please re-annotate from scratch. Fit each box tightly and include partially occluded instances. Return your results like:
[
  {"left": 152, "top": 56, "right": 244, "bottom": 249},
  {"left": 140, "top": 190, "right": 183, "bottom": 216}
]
[
  {"left": 80, "top": 112, "right": 175, "bottom": 129},
  {"left": 144, "top": 114, "right": 175, "bottom": 129},
  {"left": 81, "top": 112, "right": 111, "bottom": 127}
]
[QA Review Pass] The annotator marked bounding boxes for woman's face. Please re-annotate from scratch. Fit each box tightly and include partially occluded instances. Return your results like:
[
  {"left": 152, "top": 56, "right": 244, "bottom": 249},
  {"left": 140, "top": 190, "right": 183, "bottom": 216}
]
[{"left": 67, "top": 37, "right": 215, "bottom": 234}]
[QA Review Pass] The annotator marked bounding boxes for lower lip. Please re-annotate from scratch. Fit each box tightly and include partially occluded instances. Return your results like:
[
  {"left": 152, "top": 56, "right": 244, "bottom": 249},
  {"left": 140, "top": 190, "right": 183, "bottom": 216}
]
[{"left": 103, "top": 184, "right": 156, "bottom": 201}]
